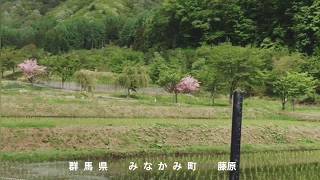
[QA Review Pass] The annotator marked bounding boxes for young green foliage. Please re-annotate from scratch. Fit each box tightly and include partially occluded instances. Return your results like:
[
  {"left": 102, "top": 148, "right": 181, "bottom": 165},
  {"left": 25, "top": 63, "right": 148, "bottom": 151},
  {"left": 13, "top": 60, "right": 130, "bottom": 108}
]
[
  {"left": 192, "top": 58, "right": 223, "bottom": 106},
  {"left": 42, "top": 53, "right": 81, "bottom": 88},
  {"left": 74, "top": 70, "right": 96, "bottom": 93},
  {"left": 274, "top": 72, "right": 317, "bottom": 110},
  {"left": 196, "top": 44, "right": 266, "bottom": 103},
  {"left": 117, "top": 63, "right": 150, "bottom": 97},
  {"left": 158, "top": 67, "right": 183, "bottom": 103}
]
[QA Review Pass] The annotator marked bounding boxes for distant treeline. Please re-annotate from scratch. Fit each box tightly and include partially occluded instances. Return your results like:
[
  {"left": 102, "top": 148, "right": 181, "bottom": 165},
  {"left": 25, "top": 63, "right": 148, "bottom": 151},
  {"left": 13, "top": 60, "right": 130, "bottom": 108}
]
[
  {"left": 1, "top": 0, "right": 320, "bottom": 54},
  {"left": 1, "top": 0, "right": 320, "bottom": 109}
]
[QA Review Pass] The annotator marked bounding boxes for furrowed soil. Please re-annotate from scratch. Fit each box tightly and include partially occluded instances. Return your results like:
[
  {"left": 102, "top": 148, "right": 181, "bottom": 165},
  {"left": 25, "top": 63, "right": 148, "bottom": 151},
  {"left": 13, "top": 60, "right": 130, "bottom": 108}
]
[
  {"left": 1, "top": 81, "right": 320, "bottom": 162},
  {"left": 0, "top": 118, "right": 320, "bottom": 162}
]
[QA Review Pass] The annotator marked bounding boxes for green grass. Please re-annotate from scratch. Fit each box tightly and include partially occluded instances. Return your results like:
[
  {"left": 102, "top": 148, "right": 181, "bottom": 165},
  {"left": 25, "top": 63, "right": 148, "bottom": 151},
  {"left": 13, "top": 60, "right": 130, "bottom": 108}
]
[
  {"left": 1, "top": 80, "right": 320, "bottom": 167},
  {"left": 0, "top": 117, "right": 318, "bottom": 128},
  {"left": 1, "top": 143, "right": 320, "bottom": 162},
  {"left": 112, "top": 92, "right": 229, "bottom": 107},
  {"left": 3, "top": 80, "right": 314, "bottom": 120},
  {"left": 0, "top": 117, "right": 319, "bottom": 162}
]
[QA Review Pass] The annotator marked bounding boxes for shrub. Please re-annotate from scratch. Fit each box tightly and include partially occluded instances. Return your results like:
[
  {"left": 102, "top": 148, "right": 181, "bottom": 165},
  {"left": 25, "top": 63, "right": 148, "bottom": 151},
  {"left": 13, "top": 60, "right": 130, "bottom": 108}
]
[{"left": 75, "top": 70, "right": 96, "bottom": 92}]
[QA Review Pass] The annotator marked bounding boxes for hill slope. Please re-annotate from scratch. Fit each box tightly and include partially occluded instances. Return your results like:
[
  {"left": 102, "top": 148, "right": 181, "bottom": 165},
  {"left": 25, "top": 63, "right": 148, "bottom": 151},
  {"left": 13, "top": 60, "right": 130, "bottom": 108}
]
[{"left": 0, "top": 0, "right": 161, "bottom": 25}]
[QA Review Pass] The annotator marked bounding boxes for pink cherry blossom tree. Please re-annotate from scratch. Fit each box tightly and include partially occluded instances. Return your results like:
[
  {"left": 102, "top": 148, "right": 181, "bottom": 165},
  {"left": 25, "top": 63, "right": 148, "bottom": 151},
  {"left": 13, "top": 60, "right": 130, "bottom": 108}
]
[
  {"left": 176, "top": 76, "right": 200, "bottom": 93},
  {"left": 174, "top": 76, "right": 200, "bottom": 103},
  {"left": 18, "top": 59, "right": 46, "bottom": 84}
]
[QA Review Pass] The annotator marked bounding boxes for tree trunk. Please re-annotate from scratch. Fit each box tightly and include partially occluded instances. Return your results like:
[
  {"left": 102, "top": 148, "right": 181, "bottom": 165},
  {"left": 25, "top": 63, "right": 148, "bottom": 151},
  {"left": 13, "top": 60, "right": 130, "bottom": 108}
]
[
  {"left": 91, "top": 39, "right": 94, "bottom": 49},
  {"left": 211, "top": 91, "right": 215, "bottom": 106},
  {"left": 61, "top": 79, "right": 65, "bottom": 89},
  {"left": 291, "top": 99, "right": 295, "bottom": 111},
  {"left": 174, "top": 92, "right": 178, "bottom": 103},
  {"left": 0, "top": 37, "right": 2, "bottom": 116},
  {"left": 212, "top": 96, "right": 215, "bottom": 106},
  {"left": 80, "top": 84, "right": 84, "bottom": 92},
  {"left": 0, "top": 72, "right": 2, "bottom": 116},
  {"left": 28, "top": 77, "right": 34, "bottom": 85},
  {"left": 127, "top": 88, "right": 130, "bottom": 98},
  {"left": 0, "top": 70, "right": 2, "bottom": 116},
  {"left": 281, "top": 97, "right": 286, "bottom": 110},
  {"left": 229, "top": 90, "right": 233, "bottom": 104}
]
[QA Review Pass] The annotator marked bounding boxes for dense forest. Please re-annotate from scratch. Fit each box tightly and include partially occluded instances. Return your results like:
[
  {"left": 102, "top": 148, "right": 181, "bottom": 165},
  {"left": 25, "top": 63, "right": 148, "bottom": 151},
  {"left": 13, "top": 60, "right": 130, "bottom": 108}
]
[
  {"left": 1, "top": 0, "right": 320, "bottom": 109},
  {"left": 2, "top": 0, "right": 320, "bottom": 53}
]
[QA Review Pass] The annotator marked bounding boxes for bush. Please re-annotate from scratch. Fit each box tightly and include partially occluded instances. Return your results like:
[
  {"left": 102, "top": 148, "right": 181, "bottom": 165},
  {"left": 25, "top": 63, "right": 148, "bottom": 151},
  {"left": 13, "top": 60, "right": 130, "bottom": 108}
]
[
  {"left": 4, "top": 71, "right": 23, "bottom": 80},
  {"left": 74, "top": 70, "right": 96, "bottom": 92},
  {"left": 95, "top": 72, "right": 117, "bottom": 85}
]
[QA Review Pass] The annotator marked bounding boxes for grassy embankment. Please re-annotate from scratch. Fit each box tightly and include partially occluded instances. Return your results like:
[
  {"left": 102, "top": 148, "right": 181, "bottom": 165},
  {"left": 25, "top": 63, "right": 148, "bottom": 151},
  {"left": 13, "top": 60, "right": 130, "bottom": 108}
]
[{"left": 1, "top": 81, "right": 320, "bottom": 162}]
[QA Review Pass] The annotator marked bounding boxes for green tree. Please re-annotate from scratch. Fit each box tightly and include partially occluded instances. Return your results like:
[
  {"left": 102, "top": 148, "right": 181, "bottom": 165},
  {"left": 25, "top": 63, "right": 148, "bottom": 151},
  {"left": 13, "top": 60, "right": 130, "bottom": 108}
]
[
  {"left": 0, "top": 48, "right": 27, "bottom": 77},
  {"left": 43, "top": 53, "right": 81, "bottom": 88},
  {"left": 262, "top": 51, "right": 306, "bottom": 96},
  {"left": 197, "top": 44, "right": 266, "bottom": 103},
  {"left": 100, "top": 46, "right": 144, "bottom": 73},
  {"left": 271, "top": 52, "right": 305, "bottom": 76},
  {"left": 117, "top": 63, "right": 150, "bottom": 97},
  {"left": 0, "top": 49, "right": 15, "bottom": 77},
  {"left": 44, "top": 18, "right": 106, "bottom": 53},
  {"left": 75, "top": 70, "right": 96, "bottom": 93},
  {"left": 32, "top": 17, "right": 57, "bottom": 48},
  {"left": 149, "top": 52, "right": 168, "bottom": 83},
  {"left": 302, "top": 56, "right": 320, "bottom": 93},
  {"left": 274, "top": 72, "right": 317, "bottom": 110},
  {"left": 103, "top": 15, "right": 123, "bottom": 44},
  {"left": 158, "top": 67, "right": 183, "bottom": 103},
  {"left": 192, "top": 58, "right": 223, "bottom": 106},
  {"left": 293, "top": 1, "right": 320, "bottom": 54}
]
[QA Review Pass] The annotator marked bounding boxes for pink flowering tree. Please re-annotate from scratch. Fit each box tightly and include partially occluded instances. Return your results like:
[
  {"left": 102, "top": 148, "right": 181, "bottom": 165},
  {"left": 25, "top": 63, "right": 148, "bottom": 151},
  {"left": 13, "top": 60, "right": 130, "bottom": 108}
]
[
  {"left": 175, "top": 76, "right": 200, "bottom": 103},
  {"left": 18, "top": 59, "right": 46, "bottom": 84},
  {"left": 176, "top": 76, "right": 200, "bottom": 93},
  {"left": 158, "top": 69, "right": 200, "bottom": 103}
]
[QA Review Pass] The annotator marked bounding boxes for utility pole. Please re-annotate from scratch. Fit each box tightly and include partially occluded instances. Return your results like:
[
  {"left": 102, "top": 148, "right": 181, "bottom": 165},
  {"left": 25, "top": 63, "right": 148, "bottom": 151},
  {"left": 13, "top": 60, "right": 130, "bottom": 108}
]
[
  {"left": 229, "top": 91, "right": 244, "bottom": 180},
  {"left": 0, "top": 32, "right": 2, "bottom": 117},
  {"left": 0, "top": 37, "right": 2, "bottom": 117},
  {"left": 0, "top": 11, "right": 2, "bottom": 117}
]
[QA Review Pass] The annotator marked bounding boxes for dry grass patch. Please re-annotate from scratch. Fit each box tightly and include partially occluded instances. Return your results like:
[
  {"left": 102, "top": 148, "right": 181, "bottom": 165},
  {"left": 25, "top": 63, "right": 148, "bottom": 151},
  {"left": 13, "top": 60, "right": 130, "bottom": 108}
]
[{"left": 1, "top": 125, "right": 320, "bottom": 153}]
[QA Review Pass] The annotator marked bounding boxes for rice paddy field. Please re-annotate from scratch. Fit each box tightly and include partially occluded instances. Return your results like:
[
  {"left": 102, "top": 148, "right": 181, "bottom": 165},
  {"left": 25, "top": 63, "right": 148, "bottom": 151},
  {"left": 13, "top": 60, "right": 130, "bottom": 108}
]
[
  {"left": 1, "top": 81, "right": 320, "bottom": 179},
  {"left": 0, "top": 151, "right": 320, "bottom": 179}
]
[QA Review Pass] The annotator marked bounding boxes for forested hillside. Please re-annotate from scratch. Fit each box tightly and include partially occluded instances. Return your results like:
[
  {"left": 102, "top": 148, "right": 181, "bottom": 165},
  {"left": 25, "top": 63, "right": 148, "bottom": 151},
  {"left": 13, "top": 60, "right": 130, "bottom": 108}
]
[
  {"left": 1, "top": 0, "right": 320, "bottom": 108},
  {"left": 0, "top": 0, "right": 161, "bottom": 51},
  {"left": 2, "top": 0, "right": 320, "bottom": 53},
  {"left": 2, "top": 2, "right": 320, "bottom": 178}
]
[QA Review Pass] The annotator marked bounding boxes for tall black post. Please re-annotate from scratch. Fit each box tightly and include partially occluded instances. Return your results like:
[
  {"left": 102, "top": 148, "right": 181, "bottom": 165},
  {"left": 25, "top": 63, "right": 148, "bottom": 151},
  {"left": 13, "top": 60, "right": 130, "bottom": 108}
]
[{"left": 229, "top": 91, "right": 243, "bottom": 180}]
